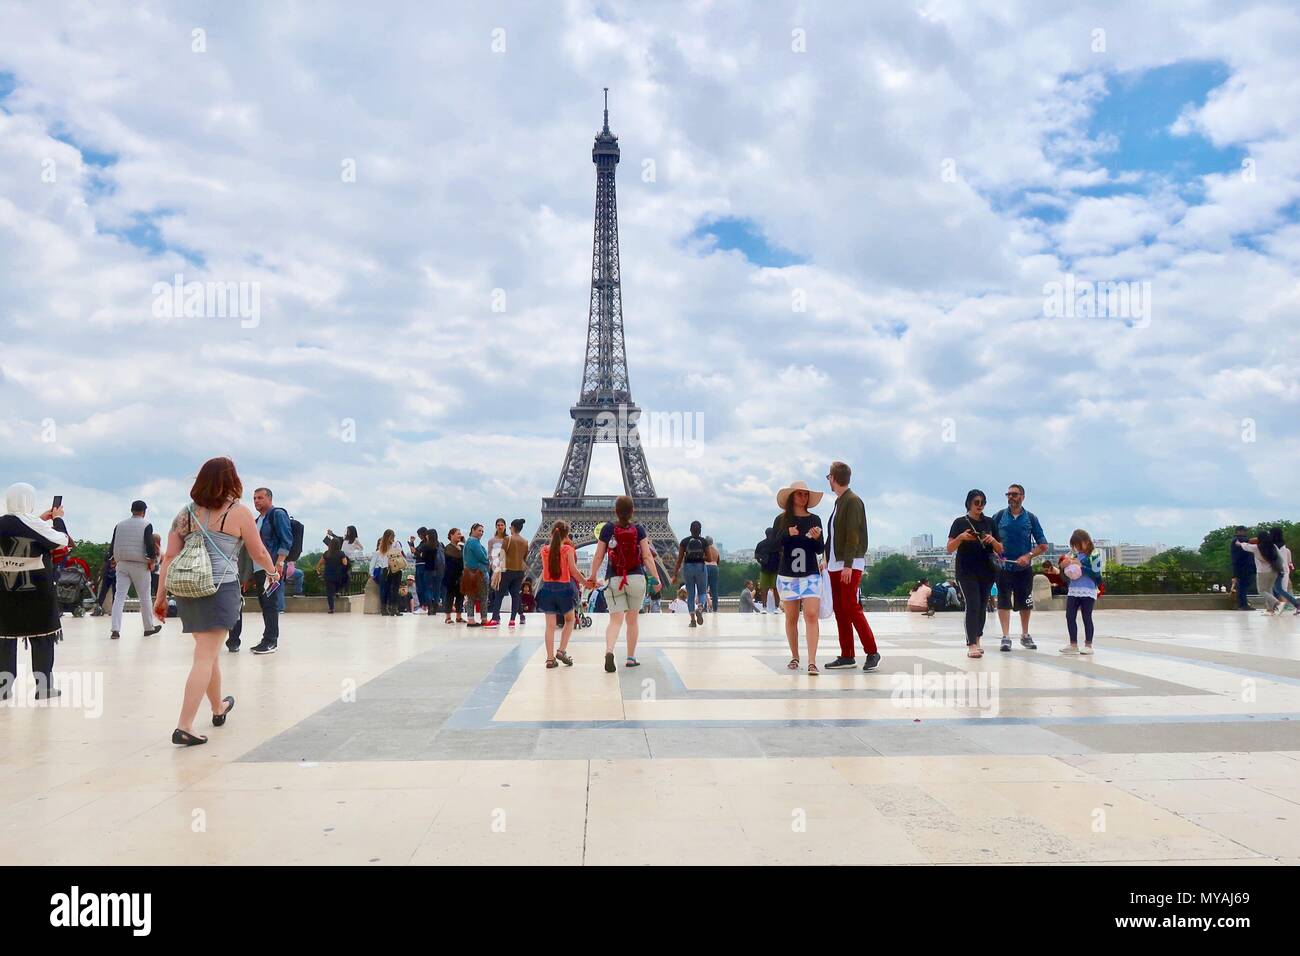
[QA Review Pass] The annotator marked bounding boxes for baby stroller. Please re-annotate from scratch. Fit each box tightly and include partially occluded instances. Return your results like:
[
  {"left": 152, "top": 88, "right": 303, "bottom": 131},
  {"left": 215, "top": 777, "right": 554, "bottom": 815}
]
[
  {"left": 573, "top": 581, "right": 595, "bottom": 629},
  {"left": 56, "top": 561, "right": 95, "bottom": 617}
]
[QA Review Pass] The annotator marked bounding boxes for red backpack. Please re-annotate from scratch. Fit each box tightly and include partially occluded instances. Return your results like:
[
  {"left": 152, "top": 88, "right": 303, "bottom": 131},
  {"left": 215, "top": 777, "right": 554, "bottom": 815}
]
[{"left": 609, "top": 523, "right": 641, "bottom": 590}]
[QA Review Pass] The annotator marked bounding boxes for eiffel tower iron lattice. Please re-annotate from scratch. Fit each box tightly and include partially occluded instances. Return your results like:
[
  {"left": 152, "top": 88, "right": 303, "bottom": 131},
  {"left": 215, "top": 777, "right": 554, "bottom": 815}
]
[{"left": 526, "top": 91, "right": 678, "bottom": 582}]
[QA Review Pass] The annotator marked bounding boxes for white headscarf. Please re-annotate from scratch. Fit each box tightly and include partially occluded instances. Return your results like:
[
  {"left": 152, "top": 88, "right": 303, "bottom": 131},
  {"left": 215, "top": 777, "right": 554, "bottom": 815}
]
[{"left": 3, "top": 483, "right": 70, "bottom": 546}]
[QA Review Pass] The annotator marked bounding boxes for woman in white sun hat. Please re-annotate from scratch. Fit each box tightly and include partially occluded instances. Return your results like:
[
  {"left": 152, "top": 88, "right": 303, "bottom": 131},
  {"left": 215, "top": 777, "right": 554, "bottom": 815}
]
[{"left": 769, "top": 480, "right": 825, "bottom": 675}]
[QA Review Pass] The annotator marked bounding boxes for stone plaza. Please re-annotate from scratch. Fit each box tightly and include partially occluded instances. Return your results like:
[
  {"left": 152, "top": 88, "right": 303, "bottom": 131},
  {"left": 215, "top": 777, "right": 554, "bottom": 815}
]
[{"left": 3, "top": 608, "right": 1298, "bottom": 865}]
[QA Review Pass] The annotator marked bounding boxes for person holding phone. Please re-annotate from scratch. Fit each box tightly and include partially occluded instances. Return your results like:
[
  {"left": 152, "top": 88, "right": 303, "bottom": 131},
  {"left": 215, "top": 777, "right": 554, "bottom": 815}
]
[
  {"left": 1, "top": 484, "right": 74, "bottom": 701},
  {"left": 946, "top": 489, "right": 1004, "bottom": 658},
  {"left": 155, "top": 458, "right": 278, "bottom": 746}
]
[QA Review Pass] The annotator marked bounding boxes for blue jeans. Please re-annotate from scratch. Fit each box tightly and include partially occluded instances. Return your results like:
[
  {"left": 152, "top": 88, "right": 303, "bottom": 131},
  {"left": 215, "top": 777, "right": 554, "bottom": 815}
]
[
  {"left": 414, "top": 565, "right": 429, "bottom": 605},
  {"left": 427, "top": 573, "right": 444, "bottom": 610},
  {"left": 683, "top": 564, "right": 707, "bottom": 613},
  {"left": 705, "top": 565, "right": 719, "bottom": 611},
  {"left": 1272, "top": 574, "right": 1299, "bottom": 609}
]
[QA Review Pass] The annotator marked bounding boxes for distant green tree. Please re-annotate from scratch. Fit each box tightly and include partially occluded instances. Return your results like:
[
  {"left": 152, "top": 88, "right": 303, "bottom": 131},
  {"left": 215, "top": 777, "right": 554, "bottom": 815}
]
[
  {"left": 69, "top": 541, "right": 111, "bottom": 581},
  {"left": 717, "top": 560, "right": 759, "bottom": 597},
  {"left": 1144, "top": 547, "right": 1210, "bottom": 571},
  {"left": 862, "top": 554, "right": 929, "bottom": 596}
]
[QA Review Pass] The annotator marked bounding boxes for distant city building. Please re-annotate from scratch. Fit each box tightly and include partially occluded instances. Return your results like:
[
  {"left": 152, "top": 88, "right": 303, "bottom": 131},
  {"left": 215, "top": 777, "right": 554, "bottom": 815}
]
[
  {"left": 913, "top": 547, "right": 955, "bottom": 577},
  {"left": 1109, "top": 543, "right": 1163, "bottom": 567},
  {"left": 909, "top": 534, "right": 933, "bottom": 553},
  {"left": 864, "top": 546, "right": 901, "bottom": 568},
  {"left": 722, "top": 549, "right": 754, "bottom": 563}
]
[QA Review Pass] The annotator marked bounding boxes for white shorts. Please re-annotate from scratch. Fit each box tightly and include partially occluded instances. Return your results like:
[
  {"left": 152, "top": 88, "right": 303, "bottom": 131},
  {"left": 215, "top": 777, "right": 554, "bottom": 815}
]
[{"left": 776, "top": 574, "right": 820, "bottom": 603}]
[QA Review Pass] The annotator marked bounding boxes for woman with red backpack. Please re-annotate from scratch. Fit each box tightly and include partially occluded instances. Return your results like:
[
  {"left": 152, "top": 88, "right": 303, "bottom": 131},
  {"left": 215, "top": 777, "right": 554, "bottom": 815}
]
[{"left": 586, "top": 495, "right": 661, "bottom": 673}]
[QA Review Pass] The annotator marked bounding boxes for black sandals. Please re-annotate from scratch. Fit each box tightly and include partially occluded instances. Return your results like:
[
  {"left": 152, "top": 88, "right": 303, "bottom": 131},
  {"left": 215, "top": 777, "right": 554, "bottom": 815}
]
[{"left": 212, "top": 695, "right": 235, "bottom": 727}]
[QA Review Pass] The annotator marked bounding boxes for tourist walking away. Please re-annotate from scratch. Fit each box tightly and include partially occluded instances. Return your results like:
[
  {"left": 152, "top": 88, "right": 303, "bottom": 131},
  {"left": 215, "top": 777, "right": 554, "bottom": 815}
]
[
  {"left": 772, "top": 480, "right": 824, "bottom": 674},
  {"left": 1230, "top": 526, "right": 1255, "bottom": 611},
  {"left": 1239, "top": 529, "right": 1285, "bottom": 614},
  {"left": 372, "top": 530, "right": 406, "bottom": 616},
  {"left": 250, "top": 487, "right": 293, "bottom": 654},
  {"left": 107, "top": 499, "right": 162, "bottom": 640},
  {"left": 155, "top": 458, "right": 278, "bottom": 746},
  {"left": 410, "top": 528, "right": 430, "bottom": 611},
  {"left": 754, "top": 524, "right": 782, "bottom": 613},
  {"left": 907, "top": 578, "right": 933, "bottom": 613},
  {"left": 490, "top": 519, "right": 529, "bottom": 627},
  {"left": 423, "top": 529, "right": 446, "bottom": 614},
  {"left": 316, "top": 535, "right": 350, "bottom": 613},
  {"left": 586, "top": 496, "right": 660, "bottom": 672},
  {"left": 442, "top": 529, "right": 466, "bottom": 623},
  {"left": 704, "top": 536, "right": 720, "bottom": 612},
  {"left": 538, "top": 520, "right": 581, "bottom": 668},
  {"left": 672, "top": 520, "right": 710, "bottom": 626},
  {"left": 947, "top": 489, "right": 1003, "bottom": 657},
  {"left": 991, "top": 483, "right": 1047, "bottom": 651},
  {"left": 1059, "top": 529, "right": 1103, "bottom": 655},
  {"left": 822, "top": 462, "right": 880, "bottom": 671},
  {"left": 462, "top": 523, "right": 490, "bottom": 626},
  {"left": 1254, "top": 527, "right": 1300, "bottom": 614},
  {"left": 1, "top": 483, "right": 74, "bottom": 701}
]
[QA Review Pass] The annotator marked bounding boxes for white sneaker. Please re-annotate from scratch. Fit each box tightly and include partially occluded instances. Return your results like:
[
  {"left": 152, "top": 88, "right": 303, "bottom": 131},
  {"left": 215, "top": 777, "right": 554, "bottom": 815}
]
[
  {"left": 1059, "top": 644, "right": 1080, "bottom": 655},
  {"left": 1080, "top": 645, "right": 1094, "bottom": 655}
]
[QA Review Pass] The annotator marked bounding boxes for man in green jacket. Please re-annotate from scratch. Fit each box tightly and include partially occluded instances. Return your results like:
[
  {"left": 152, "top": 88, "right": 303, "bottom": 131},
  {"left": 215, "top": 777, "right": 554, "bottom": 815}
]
[{"left": 823, "top": 461, "right": 881, "bottom": 671}]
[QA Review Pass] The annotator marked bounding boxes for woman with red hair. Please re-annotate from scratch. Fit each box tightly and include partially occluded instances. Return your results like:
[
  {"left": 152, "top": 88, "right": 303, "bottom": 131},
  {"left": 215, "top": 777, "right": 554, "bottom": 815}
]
[{"left": 154, "top": 457, "right": 279, "bottom": 746}]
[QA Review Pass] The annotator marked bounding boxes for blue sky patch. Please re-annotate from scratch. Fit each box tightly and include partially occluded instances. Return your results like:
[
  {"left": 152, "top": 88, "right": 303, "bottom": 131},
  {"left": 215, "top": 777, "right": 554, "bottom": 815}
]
[
  {"left": 1087, "top": 60, "right": 1246, "bottom": 181},
  {"left": 0, "top": 71, "right": 15, "bottom": 103},
  {"left": 100, "top": 211, "right": 205, "bottom": 267},
  {"left": 691, "top": 216, "right": 805, "bottom": 267}
]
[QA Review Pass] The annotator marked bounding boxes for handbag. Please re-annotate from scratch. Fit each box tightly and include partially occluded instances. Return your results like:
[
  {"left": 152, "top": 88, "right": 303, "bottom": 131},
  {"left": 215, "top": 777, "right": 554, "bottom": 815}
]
[
  {"left": 387, "top": 550, "right": 408, "bottom": 573},
  {"left": 461, "top": 567, "right": 483, "bottom": 596},
  {"left": 817, "top": 568, "right": 836, "bottom": 620},
  {"left": 167, "top": 505, "right": 232, "bottom": 598}
]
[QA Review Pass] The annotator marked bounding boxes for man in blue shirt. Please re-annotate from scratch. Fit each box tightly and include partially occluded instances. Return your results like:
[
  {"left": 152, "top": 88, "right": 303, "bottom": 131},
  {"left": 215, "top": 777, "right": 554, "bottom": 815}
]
[
  {"left": 992, "top": 483, "right": 1048, "bottom": 652},
  {"left": 247, "top": 486, "right": 293, "bottom": 654}
]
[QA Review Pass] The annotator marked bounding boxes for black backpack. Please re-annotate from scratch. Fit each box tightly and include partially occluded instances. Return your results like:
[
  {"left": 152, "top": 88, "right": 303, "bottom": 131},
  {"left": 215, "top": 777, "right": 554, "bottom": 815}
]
[
  {"left": 754, "top": 532, "right": 780, "bottom": 573},
  {"left": 684, "top": 535, "right": 705, "bottom": 561},
  {"left": 276, "top": 508, "right": 306, "bottom": 562}
]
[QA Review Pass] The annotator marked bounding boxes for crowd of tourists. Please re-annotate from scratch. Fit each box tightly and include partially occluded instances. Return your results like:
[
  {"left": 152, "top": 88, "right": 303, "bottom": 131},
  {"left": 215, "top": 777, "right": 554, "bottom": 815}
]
[{"left": 2, "top": 456, "right": 1293, "bottom": 745}]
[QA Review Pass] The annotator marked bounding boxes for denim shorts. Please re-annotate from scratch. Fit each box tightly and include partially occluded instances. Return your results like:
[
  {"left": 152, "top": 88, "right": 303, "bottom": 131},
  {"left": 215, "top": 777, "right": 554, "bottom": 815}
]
[{"left": 536, "top": 581, "right": 575, "bottom": 615}]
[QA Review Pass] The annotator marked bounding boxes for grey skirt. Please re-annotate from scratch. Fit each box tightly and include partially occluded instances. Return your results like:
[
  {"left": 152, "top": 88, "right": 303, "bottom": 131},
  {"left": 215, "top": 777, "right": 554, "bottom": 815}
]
[{"left": 175, "top": 580, "right": 241, "bottom": 633}]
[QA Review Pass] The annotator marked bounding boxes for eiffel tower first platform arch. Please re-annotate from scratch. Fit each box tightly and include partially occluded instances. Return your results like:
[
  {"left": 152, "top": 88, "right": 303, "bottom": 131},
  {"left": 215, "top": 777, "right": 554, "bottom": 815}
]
[{"left": 526, "top": 91, "right": 678, "bottom": 578}]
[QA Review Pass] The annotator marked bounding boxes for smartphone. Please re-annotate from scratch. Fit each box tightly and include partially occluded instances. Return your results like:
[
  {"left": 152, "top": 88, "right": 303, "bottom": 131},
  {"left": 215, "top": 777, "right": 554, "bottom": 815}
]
[{"left": 52, "top": 495, "right": 63, "bottom": 510}]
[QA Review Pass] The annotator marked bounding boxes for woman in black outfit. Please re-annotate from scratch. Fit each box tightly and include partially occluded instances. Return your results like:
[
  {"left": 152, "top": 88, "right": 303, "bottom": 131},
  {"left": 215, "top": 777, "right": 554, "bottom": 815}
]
[
  {"left": 317, "top": 535, "right": 350, "bottom": 613},
  {"left": 946, "top": 489, "right": 1004, "bottom": 658},
  {"left": 1, "top": 483, "right": 73, "bottom": 701},
  {"left": 442, "top": 528, "right": 466, "bottom": 623}
]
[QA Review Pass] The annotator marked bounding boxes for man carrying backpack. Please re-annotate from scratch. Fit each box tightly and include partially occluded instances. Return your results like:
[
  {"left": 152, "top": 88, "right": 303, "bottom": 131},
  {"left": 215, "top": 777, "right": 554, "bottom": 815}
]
[
  {"left": 250, "top": 487, "right": 297, "bottom": 655},
  {"left": 671, "top": 520, "right": 710, "bottom": 626}
]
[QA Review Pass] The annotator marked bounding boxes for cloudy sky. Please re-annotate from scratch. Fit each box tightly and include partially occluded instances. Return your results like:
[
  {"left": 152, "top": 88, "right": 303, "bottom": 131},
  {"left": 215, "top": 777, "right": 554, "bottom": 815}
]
[{"left": 2, "top": 0, "right": 1298, "bottom": 554}]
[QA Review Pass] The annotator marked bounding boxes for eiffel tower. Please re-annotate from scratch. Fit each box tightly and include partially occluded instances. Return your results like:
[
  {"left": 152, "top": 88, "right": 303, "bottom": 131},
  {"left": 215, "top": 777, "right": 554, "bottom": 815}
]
[{"left": 527, "top": 91, "right": 677, "bottom": 579}]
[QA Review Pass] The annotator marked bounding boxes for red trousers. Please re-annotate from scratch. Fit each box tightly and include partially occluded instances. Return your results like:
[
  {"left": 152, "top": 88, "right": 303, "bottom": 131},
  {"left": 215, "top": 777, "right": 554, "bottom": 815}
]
[{"left": 830, "top": 567, "right": 876, "bottom": 657}]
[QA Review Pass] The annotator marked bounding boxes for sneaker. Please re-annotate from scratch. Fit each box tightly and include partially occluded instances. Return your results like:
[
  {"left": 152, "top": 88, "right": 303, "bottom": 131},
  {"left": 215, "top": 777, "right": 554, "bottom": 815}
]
[
  {"left": 863, "top": 653, "right": 882, "bottom": 671},
  {"left": 35, "top": 688, "right": 63, "bottom": 700},
  {"left": 144, "top": 625, "right": 162, "bottom": 637},
  {"left": 1020, "top": 635, "right": 1037, "bottom": 650},
  {"left": 695, "top": 609, "right": 704, "bottom": 625},
  {"left": 824, "top": 656, "right": 856, "bottom": 669},
  {"left": 226, "top": 642, "right": 240, "bottom": 653},
  {"left": 484, "top": 620, "right": 499, "bottom": 628},
  {"left": 1080, "top": 645, "right": 1094, "bottom": 655},
  {"left": 604, "top": 652, "right": 616, "bottom": 673},
  {"left": 250, "top": 642, "right": 278, "bottom": 655},
  {"left": 1000, "top": 637, "right": 1012, "bottom": 652},
  {"left": 688, "top": 618, "right": 697, "bottom": 628},
  {"left": 110, "top": 631, "right": 120, "bottom": 640},
  {"left": 508, "top": 621, "right": 516, "bottom": 628},
  {"left": 1059, "top": 644, "right": 1079, "bottom": 655}
]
